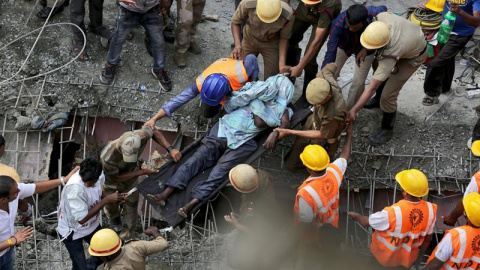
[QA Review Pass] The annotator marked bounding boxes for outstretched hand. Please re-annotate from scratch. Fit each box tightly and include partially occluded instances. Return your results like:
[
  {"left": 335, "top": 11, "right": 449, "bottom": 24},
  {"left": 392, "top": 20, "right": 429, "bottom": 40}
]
[{"left": 263, "top": 131, "right": 279, "bottom": 150}]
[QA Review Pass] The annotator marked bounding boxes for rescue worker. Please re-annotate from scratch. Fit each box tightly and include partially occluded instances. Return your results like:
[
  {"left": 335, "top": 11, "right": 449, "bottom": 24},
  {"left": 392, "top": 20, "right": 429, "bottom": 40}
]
[
  {"left": 88, "top": 227, "right": 168, "bottom": 270},
  {"left": 322, "top": 4, "right": 387, "bottom": 109},
  {"left": 149, "top": 75, "right": 293, "bottom": 219},
  {"left": 230, "top": 0, "right": 294, "bottom": 79},
  {"left": 174, "top": 0, "right": 206, "bottom": 67},
  {"left": 422, "top": 0, "right": 480, "bottom": 106},
  {"left": 0, "top": 135, "right": 31, "bottom": 226},
  {"left": 0, "top": 167, "right": 79, "bottom": 270},
  {"left": 348, "top": 169, "right": 437, "bottom": 269},
  {"left": 275, "top": 63, "right": 346, "bottom": 170},
  {"left": 425, "top": 192, "right": 480, "bottom": 270},
  {"left": 286, "top": 0, "right": 342, "bottom": 107},
  {"left": 293, "top": 124, "right": 353, "bottom": 269},
  {"left": 100, "top": 126, "right": 181, "bottom": 240},
  {"left": 57, "top": 158, "right": 126, "bottom": 270},
  {"left": 347, "top": 12, "right": 428, "bottom": 146},
  {"left": 144, "top": 55, "right": 259, "bottom": 127},
  {"left": 224, "top": 164, "right": 294, "bottom": 269},
  {"left": 443, "top": 140, "right": 480, "bottom": 226}
]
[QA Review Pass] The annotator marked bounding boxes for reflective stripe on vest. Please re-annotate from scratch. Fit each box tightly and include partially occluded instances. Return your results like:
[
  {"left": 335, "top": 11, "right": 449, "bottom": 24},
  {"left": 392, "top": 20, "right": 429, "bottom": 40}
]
[
  {"left": 437, "top": 226, "right": 480, "bottom": 270},
  {"left": 474, "top": 171, "right": 480, "bottom": 192},
  {"left": 370, "top": 200, "right": 437, "bottom": 268},
  {"left": 195, "top": 58, "right": 248, "bottom": 92},
  {"left": 294, "top": 163, "right": 343, "bottom": 227}
]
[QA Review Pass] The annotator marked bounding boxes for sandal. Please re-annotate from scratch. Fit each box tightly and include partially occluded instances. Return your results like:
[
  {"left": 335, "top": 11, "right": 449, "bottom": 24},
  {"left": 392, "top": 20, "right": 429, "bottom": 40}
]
[
  {"left": 422, "top": 95, "right": 439, "bottom": 106},
  {"left": 72, "top": 41, "right": 89, "bottom": 61}
]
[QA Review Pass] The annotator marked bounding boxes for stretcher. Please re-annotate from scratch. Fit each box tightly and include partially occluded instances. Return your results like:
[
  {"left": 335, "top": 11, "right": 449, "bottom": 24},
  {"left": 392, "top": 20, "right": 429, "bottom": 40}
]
[{"left": 137, "top": 104, "right": 312, "bottom": 227}]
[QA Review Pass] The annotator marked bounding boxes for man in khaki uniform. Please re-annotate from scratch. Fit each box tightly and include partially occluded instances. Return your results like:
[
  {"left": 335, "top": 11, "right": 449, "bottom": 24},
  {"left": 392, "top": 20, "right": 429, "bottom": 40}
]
[
  {"left": 276, "top": 63, "right": 346, "bottom": 170},
  {"left": 231, "top": 0, "right": 294, "bottom": 79},
  {"left": 89, "top": 227, "right": 168, "bottom": 270},
  {"left": 286, "top": 0, "right": 342, "bottom": 107},
  {"left": 100, "top": 126, "right": 181, "bottom": 240},
  {"left": 347, "top": 12, "right": 427, "bottom": 146},
  {"left": 174, "top": 0, "right": 206, "bottom": 67}
]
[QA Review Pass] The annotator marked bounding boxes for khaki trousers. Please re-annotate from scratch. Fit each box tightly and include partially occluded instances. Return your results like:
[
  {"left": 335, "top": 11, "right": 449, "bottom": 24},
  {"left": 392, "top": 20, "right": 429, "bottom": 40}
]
[
  {"left": 242, "top": 35, "right": 280, "bottom": 80},
  {"left": 334, "top": 48, "right": 375, "bottom": 110},
  {"left": 174, "top": 0, "right": 206, "bottom": 53}
]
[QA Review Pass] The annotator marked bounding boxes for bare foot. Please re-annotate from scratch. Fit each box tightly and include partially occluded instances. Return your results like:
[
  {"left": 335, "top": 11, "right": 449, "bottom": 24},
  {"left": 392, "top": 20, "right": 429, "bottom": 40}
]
[
  {"left": 178, "top": 207, "right": 188, "bottom": 218},
  {"left": 147, "top": 194, "right": 166, "bottom": 206},
  {"left": 178, "top": 199, "right": 199, "bottom": 218}
]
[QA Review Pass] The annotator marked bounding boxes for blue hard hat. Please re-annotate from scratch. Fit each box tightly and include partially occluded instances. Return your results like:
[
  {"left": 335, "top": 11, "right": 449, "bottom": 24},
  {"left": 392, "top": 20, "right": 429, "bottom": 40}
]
[{"left": 200, "top": 74, "right": 231, "bottom": 106}]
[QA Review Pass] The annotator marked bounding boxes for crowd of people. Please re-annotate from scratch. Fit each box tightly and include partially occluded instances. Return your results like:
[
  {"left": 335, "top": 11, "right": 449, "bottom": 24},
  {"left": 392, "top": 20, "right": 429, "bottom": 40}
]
[{"left": 1, "top": 0, "right": 480, "bottom": 268}]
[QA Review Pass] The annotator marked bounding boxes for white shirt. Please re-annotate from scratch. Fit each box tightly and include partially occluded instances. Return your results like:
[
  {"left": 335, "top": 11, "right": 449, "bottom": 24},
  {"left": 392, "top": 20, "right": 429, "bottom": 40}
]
[
  {"left": 57, "top": 172, "right": 104, "bottom": 240},
  {"left": 433, "top": 232, "right": 453, "bottom": 262},
  {"left": 298, "top": 158, "right": 348, "bottom": 223},
  {"left": 369, "top": 200, "right": 435, "bottom": 234},
  {"left": 0, "top": 183, "right": 36, "bottom": 257},
  {"left": 464, "top": 176, "right": 478, "bottom": 197}
]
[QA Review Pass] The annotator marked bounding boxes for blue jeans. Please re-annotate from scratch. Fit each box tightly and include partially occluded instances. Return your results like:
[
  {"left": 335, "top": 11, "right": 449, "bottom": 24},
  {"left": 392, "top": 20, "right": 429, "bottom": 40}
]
[
  {"left": 62, "top": 226, "right": 103, "bottom": 270},
  {"left": 0, "top": 248, "right": 14, "bottom": 270},
  {"left": 107, "top": 6, "right": 166, "bottom": 71}
]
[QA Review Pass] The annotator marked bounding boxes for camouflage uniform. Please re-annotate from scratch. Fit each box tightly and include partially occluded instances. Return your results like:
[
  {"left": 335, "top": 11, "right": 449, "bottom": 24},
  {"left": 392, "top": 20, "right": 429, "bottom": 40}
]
[
  {"left": 285, "top": 64, "right": 346, "bottom": 170},
  {"left": 174, "top": 0, "right": 207, "bottom": 53},
  {"left": 100, "top": 127, "right": 153, "bottom": 240}
]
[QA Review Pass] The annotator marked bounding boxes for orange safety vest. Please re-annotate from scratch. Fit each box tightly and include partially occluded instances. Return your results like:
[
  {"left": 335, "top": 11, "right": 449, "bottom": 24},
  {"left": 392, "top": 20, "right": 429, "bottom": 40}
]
[
  {"left": 427, "top": 225, "right": 480, "bottom": 270},
  {"left": 370, "top": 199, "right": 437, "bottom": 268},
  {"left": 473, "top": 171, "right": 480, "bottom": 191},
  {"left": 294, "top": 163, "right": 343, "bottom": 228},
  {"left": 195, "top": 58, "right": 249, "bottom": 93}
]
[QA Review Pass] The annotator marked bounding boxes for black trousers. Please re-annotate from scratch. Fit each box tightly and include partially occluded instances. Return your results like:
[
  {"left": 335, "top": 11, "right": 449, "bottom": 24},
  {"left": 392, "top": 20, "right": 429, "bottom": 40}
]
[
  {"left": 70, "top": 0, "right": 105, "bottom": 43},
  {"left": 473, "top": 118, "right": 480, "bottom": 141},
  {"left": 424, "top": 35, "right": 471, "bottom": 97}
]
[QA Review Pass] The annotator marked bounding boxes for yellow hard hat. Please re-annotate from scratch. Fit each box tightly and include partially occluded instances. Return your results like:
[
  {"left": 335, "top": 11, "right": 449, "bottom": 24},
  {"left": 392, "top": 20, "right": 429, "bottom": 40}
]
[
  {"left": 88, "top": 229, "right": 122, "bottom": 257},
  {"left": 395, "top": 169, "right": 429, "bottom": 198},
  {"left": 301, "top": 0, "right": 321, "bottom": 5},
  {"left": 463, "top": 193, "right": 480, "bottom": 227},
  {"left": 229, "top": 164, "right": 259, "bottom": 193},
  {"left": 360, "top": 21, "right": 390, "bottom": 50},
  {"left": 300, "top": 145, "right": 330, "bottom": 171},
  {"left": 306, "top": 78, "right": 331, "bottom": 105},
  {"left": 472, "top": 140, "right": 480, "bottom": 157},
  {"left": 257, "top": 0, "right": 282, "bottom": 23},
  {"left": 425, "top": 0, "right": 446, "bottom": 13}
]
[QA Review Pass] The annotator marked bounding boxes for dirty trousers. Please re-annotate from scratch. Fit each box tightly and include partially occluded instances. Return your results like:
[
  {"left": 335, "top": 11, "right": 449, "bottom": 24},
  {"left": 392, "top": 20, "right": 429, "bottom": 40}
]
[
  {"left": 108, "top": 7, "right": 166, "bottom": 71},
  {"left": 70, "top": 0, "right": 104, "bottom": 43},
  {"left": 334, "top": 48, "right": 375, "bottom": 110},
  {"left": 379, "top": 51, "right": 428, "bottom": 113},
  {"left": 166, "top": 123, "right": 257, "bottom": 201},
  {"left": 174, "top": 0, "right": 206, "bottom": 53},
  {"left": 287, "top": 4, "right": 331, "bottom": 95},
  {"left": 424, "top": 35, "right": 471, "bottom": 97},
  {"left": 242, "top": 36, "right": 280, "bottom": 80},
  {"left": 103, "top": 178, "right": 139, "bottom": 240}
]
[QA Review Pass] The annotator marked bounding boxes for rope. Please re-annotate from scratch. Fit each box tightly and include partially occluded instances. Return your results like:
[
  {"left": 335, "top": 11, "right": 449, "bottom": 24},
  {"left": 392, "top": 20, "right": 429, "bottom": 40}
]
[{"left": 409, "top": 8, "right": 443, "bottom": 30}]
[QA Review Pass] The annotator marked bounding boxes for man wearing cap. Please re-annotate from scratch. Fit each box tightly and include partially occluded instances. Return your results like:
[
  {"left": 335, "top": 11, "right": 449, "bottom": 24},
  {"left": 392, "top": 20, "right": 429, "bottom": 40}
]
[
  {"left": 275, "top": 63, "right": 346, "bottom": 170},
  {"left": 444, "top": 140, "right": 480, "bottom": 226},
  {"left": 100, "top": 126, "right": 181, "bottom": 240},
  {"left": 88, "top": 227, "right": 168, "bottom": 270},
  {"left": 0, "top": 134, "right": 32, "bottom": 226},
  {"left": 143, "top": 55, "right": 260, "bottom": 127},
  {"left": 425, "top": 192, "right": 480, "bottom": 270},
  {"left": 286, "top": 0, "right": 342, "bottom": 107},
  {"left": 149, "top": 75, "right": 294, "bottom": 218},
  {"left": 348, "top": 169, "right": 437, "bottom": 269},
  {"left": 230, "top": 0, "right": 294, "bottom": 79},
  {"left": 293, "top": 125, "right": 353, "bottom": 269},
  {"left": 347, "top": 12, "right": 427, "bottom": 146}
]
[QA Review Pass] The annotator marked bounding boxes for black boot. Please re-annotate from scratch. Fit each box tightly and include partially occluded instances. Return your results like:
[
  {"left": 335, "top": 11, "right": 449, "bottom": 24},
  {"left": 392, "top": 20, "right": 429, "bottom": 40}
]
[
  {"left": 364, "top": 80, "right": 387, "bottom": 109},
  {"left": 369, "top": 111, "right": 396, "bottom": 146}
]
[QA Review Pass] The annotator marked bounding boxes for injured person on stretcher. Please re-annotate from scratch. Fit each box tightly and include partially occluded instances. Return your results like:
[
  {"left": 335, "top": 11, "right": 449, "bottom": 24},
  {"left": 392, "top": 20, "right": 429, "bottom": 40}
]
[{"left": 148, "top": 75, "right": 294, "bottom": 218}]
